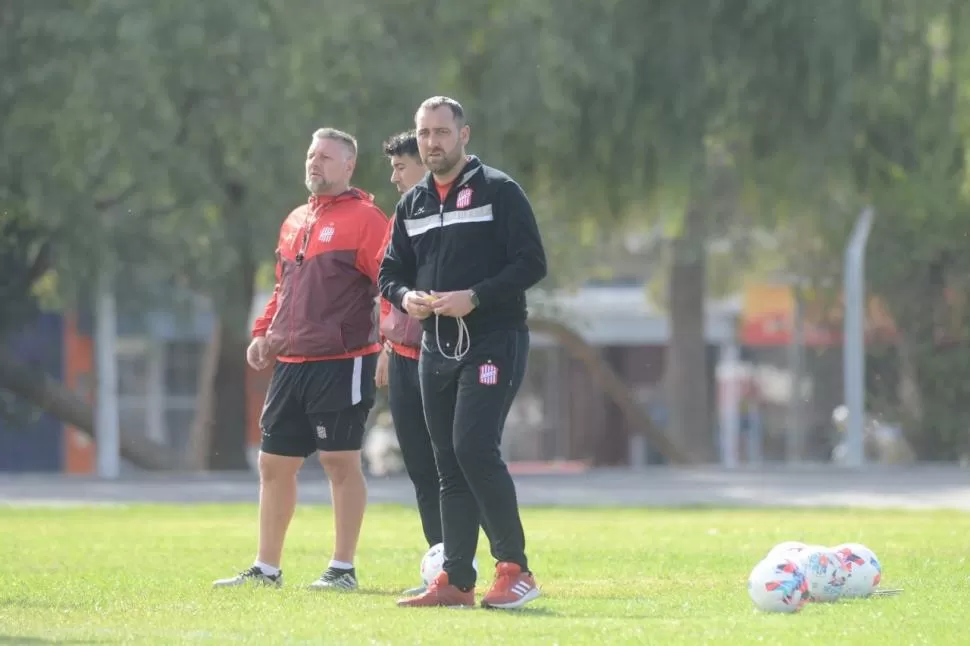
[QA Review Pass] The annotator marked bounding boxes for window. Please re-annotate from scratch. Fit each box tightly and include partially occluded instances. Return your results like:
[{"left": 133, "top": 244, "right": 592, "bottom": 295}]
[
  {"left": 117, "top": 353, "right": 148, "bottom": 398},
  {"left": 119, "top": 401, "right": 148, "bottom": 436},
  {"left": 164, "top": 341, "right": 203, "bottom": 397},
  {"left": 164, "top": 407, "right": 196, "bottom": 456}
]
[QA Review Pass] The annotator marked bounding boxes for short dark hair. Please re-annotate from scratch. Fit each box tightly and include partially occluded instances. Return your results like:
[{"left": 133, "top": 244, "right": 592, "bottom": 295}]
[
  {"left": 416, "top": 96, "right": 465, "bottom": 126},
  {"left": 382, "top": 130, "right": 419, "bottom": 159}
]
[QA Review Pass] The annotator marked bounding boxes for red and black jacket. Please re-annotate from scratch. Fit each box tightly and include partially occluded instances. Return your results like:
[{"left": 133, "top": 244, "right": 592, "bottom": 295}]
[
  {"left": 253, "top": 189, "right": 387, "bottom": 362},
  {"left": 376, "top": 215, "right": 422, "bottom": 360}
]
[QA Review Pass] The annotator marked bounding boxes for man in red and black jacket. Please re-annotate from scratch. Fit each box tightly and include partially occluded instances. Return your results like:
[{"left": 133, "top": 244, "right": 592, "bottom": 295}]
[
  {"left": 375, "top": 131, "right": 437, "bottom": 595},
  {"left": 214, "top": 128, "right": 387, "bottom": 592}
]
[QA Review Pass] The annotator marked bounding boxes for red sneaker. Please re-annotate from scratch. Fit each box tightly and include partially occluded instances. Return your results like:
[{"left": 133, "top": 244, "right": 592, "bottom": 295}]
[
  {"left": 396, "top": 572, "right": 475, "bottom": 608},
  {"left": 481, "top": 562, "right": 541, "bottom": 609}
]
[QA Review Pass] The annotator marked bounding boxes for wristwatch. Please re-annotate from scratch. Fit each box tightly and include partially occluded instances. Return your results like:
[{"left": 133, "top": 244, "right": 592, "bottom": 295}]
[{"left": 469, "top": 290, "right": 480, "bottom": 308}]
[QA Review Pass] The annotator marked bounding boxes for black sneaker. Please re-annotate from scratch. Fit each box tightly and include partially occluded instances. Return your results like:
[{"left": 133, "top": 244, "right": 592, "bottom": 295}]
[
  {"left": 213, "top": 565, "right": 283, "bottom": 588},
  {"left": 309, "top": 566, "right": 358, "bottom": 591}
]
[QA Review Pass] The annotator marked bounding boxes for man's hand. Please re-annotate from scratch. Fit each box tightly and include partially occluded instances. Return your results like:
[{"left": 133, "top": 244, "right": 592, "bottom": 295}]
[
  {"left": 246, "top": 336, "right": 273, "bottom": 371},
  {"left": 375, "top": 347, "right": 390, "bottom": 388},
  {"left": 403, "top": 290, "right": 435, "bottom": 320},
  {"left": 430, "top": 290, "right": 477, "bottom": 318}
]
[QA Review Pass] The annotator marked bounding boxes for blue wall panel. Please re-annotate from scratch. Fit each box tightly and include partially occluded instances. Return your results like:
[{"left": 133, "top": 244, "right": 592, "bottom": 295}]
[{"left": 0, "top": 313, "right": 65, "bottom": 472}]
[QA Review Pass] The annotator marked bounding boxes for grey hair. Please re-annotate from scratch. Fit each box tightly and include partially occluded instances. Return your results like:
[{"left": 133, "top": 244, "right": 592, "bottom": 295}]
[{"left": 312, "top": 128, "right": 358, "bottom": 158}]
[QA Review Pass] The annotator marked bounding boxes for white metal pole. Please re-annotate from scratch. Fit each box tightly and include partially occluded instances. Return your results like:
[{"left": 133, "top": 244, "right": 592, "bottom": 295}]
[
  {"left": 786, "top": 287, "right": 805, "bottom": 462},
  {"left": 95, "top": 270, "right": 121, "bottom": 479},
  {"left": 843, "top": 207, "right": 874, "bottom": 468},
  {"left": 718, "top": 342, "right": 741, "bottom": 468}
]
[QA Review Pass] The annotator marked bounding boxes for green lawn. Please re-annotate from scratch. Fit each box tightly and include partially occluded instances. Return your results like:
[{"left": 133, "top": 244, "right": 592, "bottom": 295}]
[{"left": 0, "top": 504, "right": 967, "bottom": 645}]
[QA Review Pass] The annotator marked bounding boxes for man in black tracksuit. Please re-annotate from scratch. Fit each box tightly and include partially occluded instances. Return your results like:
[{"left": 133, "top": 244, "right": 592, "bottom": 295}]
[{"left": 380, "top": 96, "right": 547, "bottom": 610}]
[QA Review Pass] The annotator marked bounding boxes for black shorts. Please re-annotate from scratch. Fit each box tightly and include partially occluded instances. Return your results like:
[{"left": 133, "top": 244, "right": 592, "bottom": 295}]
[{"left": 259, "top": 354, "right": 377, "bottom": 457}]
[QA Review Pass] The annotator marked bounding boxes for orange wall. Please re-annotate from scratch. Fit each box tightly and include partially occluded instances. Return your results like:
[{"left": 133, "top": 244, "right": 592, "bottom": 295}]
[{"left": 62, "top": 313, "right": 95, "bottom": 473}]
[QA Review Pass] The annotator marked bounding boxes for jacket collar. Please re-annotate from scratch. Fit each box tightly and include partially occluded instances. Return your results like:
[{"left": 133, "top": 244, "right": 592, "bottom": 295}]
[
  {"left": 308, "top": 187, "right": 372, "bottom": 211},
  {"left": 415, "top": 155, "right": 483, "bottom": 196}
]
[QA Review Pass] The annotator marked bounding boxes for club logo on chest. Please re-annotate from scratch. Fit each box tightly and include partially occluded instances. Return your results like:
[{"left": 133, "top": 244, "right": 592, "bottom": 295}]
[{"left": 455, "top": 187, "right": 473, "bottom": 209}]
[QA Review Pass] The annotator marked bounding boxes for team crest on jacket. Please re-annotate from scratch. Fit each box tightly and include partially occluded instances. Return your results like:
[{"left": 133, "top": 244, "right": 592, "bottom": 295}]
[
  {"left": 456, "top": 187, "right": 473, "bottom": 209},
  {"left": 319, "top": 224, "right": 335, "bottom": 242},
  {"left": 478, "top": 362, "right": 499, "bottom": 386}
]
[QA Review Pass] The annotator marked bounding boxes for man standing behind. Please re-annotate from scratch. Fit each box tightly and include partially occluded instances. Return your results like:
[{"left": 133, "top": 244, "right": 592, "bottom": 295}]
[
  {"left": 214, "top": 128, "right": 388, "bottom": 591},
  {"left": 374, "top": 130, "right": 440, "bottom": 595},
  {"left": 380, "top": 97, "right": 547, "bottom": 609}
]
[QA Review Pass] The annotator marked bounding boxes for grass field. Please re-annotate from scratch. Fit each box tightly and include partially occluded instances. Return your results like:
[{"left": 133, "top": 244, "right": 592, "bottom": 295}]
[{"left": 1, "top": 504, "right": 967, "bottom": 645}]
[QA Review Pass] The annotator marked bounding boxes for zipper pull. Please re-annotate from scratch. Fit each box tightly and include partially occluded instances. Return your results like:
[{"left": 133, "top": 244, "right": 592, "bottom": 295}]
[{"left": 296, "top": 229, "right": 309, "bottom": 266}]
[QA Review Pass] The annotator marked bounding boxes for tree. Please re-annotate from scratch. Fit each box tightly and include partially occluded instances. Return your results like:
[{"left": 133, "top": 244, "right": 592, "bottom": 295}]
[
  {"left": 0, "top": 1, "right": 182, "bottom": 468},
  {"left": 837, "top": 0, "right": 970, "bottom": 458},
  {"left": 88, "top": 1, "right": 437, "bottom": 468},
  {"left": 436, "top": 0, "right": 868, "bottom": 461},
  {"left": 5, "top": 0, "right": 917, "bottom": 470}
]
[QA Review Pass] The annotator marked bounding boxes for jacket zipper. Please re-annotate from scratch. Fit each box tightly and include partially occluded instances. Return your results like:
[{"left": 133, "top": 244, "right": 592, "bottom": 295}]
[
  {"left": 429, "top": 171, "right": 475, "bottom": 299},
  {"left": 288, "top": 218, "right": 313, "bottom": 353},
  {"left": 433, "top": 202, "right": 444, "bottom": 290},
  {"left": 286, "top": 195, "right": 346, "bottom": 355}
]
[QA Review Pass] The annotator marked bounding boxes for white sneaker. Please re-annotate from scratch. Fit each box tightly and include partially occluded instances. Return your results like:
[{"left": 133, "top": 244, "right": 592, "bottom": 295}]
[
  {"left": 308, "top": 567, "right": 358, "bottom": 591},
  {"left": 213, "top": 565, "right": 282, "bottom": 588}
]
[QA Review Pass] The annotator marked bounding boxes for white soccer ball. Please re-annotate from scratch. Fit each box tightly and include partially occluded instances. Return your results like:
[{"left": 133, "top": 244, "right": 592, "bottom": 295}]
[
  {"left": 796, "top": 547, "right": 848, "bottom": 602},
  {"left": 766, "top": 541, "right": 808, "bottom": 560},
  {"left": 747, "top": 557, "right": 809, "bottom": 613},
  {"left": 833, "top": 543, "right": 882, "bottom": 597},
  {"left": 419, "top": 542, "right": 478, "bottom": 585}
]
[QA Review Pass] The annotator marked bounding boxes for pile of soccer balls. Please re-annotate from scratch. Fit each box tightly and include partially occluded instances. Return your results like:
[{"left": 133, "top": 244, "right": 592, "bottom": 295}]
[{"left": 747, "top": 541, "right": 882, "bottom": 613}]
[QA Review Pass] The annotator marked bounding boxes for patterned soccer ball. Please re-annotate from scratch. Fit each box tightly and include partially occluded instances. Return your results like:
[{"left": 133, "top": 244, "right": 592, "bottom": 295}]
[
  {"left": 419, "top": 542, "right": 478, "bottom": 585},
  {"left": 766, "top": 541, "right": 808, "bottom": 560},
  {"left": 796, "top": 547, "right": 848, "bottom": 602},
  {"left": 747, "top": 557, "right": 810, "bottom": 613},
  {"left": 833, "top": 543, "right": 882, "bottom": 597}
]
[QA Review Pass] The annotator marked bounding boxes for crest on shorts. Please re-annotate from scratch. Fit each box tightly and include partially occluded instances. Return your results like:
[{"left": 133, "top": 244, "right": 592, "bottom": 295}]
[
  {"left": 316, "top": 424, "right": 328, "bottom": 439},
  {"left": 455, "top": 187, "right": 473, "bottom": 209},
  {"left": 478, "top": 362, "right": 499, "bottom": 386}
]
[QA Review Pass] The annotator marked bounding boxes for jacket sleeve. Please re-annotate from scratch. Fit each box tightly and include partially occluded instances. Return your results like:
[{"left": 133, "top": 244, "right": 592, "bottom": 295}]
[
  {"left": 378, "top": 199, "right": 417, "bottom": 312},
  {"left": 354, "top": 206, "right": 390, "bottom": 285},
  {"left": 378, "top": 297, "right": 392, "bottom": 344},
  {"left": 471, "top": 179, "right": 547, "bottom": 308},
  {"left": 251, "top": 250, "right": 282, "bottom": 338}
]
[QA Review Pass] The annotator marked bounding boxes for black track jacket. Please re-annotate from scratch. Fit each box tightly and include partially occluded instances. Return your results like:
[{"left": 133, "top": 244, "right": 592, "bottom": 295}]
[{"left": 378, "top": 155, "right": 547, "bottom": 343}]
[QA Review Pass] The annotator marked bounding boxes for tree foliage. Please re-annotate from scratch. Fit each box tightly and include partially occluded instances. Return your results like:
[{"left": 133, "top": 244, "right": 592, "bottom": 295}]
[{"left": 4, "top": 0, "right": 970, "bottom": 462}]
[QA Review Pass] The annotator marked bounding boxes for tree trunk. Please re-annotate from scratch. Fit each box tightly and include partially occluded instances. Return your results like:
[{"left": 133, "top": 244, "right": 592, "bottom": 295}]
[
  {"left": 895, "top": 332, "right": 923, "bottom": 430},
  {"left": 665, "top": 201, "right": 715, "bottom": 461},
  {"left": 881, "top": 260, "right": 948, "bottom": 459},
  {"left": 186, "top": 321, "right": 221, "bottom": 470},
  {"left": 206, "top": 318, "right": 251, "bottom": 470},
  {"left": 205, "top": 179, "right": 257, "bottom": 471},
  {"left": 0, "top": 345, "right": 177, "bottom": 470},
  {"left": 528, "top": 317, "right": 694, "bottom": 464}
]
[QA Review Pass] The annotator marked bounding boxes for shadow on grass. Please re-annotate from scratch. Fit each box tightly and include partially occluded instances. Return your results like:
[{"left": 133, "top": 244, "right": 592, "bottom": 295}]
[
  {"left": 485, "top": 604, "right": 667, "bottom": 621},
  {"left": 208, "top": 586, "right": 398, "bottom": 598},
  {"left": 0, "top": 638, "right": 108, "bottom": 645},
  {"left": 491, "top": 606, "right": 564, "bottom": 617},
  {"left": 342, "top": 587, "right": 401, "bottom": 598},
  {"left": 0, "top": 598, "right": 85, "bottom": 612}
]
